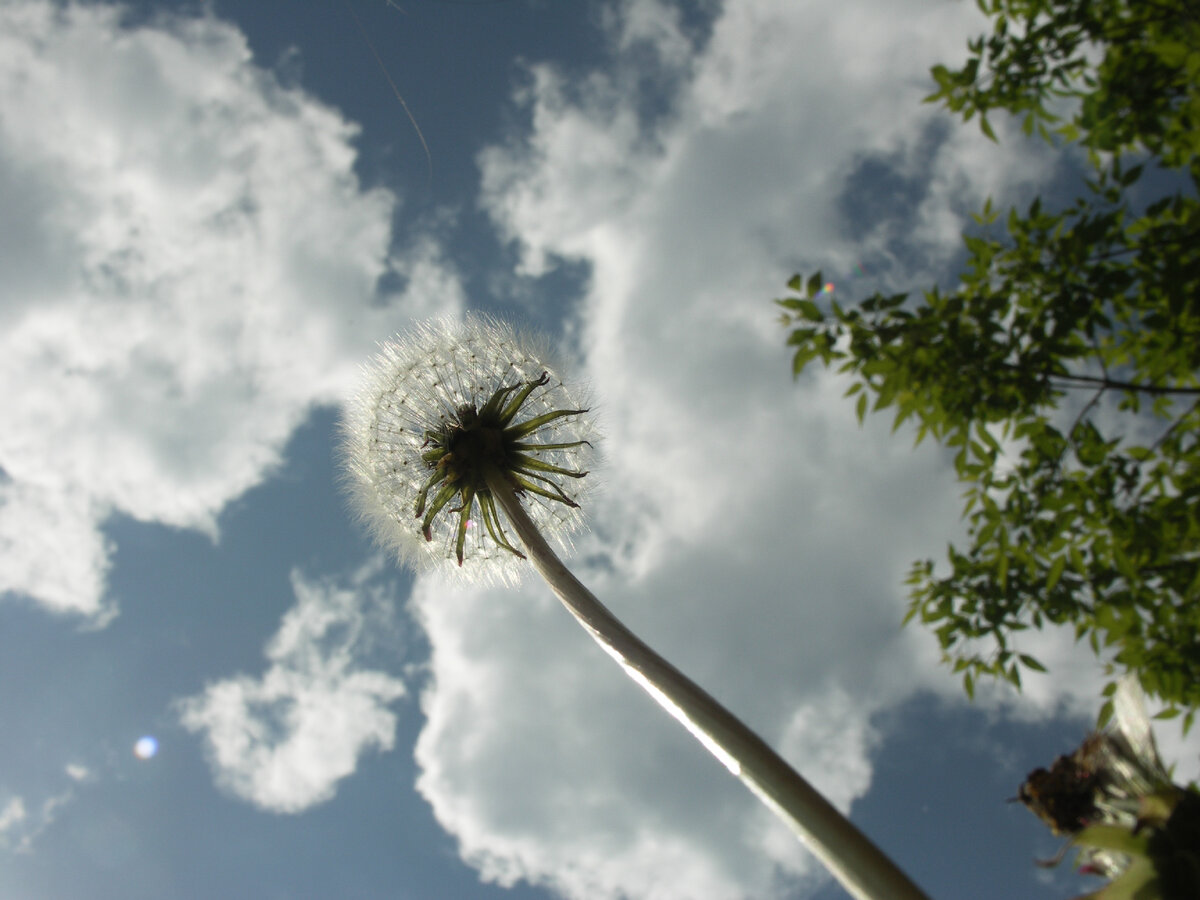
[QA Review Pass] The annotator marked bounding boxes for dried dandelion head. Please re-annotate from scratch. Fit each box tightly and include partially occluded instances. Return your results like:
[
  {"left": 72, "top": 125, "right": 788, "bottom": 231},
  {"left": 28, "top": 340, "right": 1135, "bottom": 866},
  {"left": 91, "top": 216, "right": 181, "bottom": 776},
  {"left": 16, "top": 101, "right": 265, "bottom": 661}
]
[
  {"left": 342, "top": 314, "right": 596, "bottom": 583},
  {"left": 1017, "top": 677, "right": 1200, "bottom": 900}
]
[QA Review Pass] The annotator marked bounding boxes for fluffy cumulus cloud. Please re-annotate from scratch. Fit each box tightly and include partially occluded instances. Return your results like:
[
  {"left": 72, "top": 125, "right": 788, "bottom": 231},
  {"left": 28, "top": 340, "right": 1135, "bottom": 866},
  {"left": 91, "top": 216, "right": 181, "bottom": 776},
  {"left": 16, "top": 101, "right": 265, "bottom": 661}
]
[
  {"left": 0, "top": 0, "right": 463, "bottom": 620},
  {"left": 179, "top": 564, "right": 407, "bottom": 814},
  {"left": 412, "top": 1, "right": 1168, "bottom": 898}
]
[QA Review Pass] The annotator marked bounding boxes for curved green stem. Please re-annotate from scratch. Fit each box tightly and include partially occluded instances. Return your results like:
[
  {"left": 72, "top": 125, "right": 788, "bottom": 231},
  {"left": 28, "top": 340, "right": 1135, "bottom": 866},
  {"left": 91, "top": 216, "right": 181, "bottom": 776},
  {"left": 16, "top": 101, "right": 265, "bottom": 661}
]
[{"left": 486, "top": 472, "right": 930, "bottom": 900}]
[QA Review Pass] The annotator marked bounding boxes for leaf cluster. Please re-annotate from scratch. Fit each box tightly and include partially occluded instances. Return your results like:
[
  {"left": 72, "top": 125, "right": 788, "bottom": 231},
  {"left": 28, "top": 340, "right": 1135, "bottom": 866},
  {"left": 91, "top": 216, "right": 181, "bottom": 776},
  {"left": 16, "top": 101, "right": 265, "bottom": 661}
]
[
  {"left": 777, "top": 0, "right": 1200, "bottom": 716},
  {"left": 927, "top": 0, "right": 1200, "bottom": 177}
]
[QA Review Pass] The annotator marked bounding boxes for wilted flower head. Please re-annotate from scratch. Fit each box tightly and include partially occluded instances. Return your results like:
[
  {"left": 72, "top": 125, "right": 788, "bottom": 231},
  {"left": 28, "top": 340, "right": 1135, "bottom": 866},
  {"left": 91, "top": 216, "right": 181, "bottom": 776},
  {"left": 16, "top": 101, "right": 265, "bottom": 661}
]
[
  {"left": 342, "top": 314, "right": 596, "bottom": 583},
  {"left": 1017, "top": 677, "right": 1200, "bottom": 899}
]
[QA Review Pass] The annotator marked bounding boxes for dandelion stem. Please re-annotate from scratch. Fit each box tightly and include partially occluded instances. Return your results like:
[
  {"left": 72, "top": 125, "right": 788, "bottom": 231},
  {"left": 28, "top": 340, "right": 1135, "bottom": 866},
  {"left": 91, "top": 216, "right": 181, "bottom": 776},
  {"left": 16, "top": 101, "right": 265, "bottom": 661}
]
[{"left": 486, "top": 471, "right": 930, "bottom": 900}]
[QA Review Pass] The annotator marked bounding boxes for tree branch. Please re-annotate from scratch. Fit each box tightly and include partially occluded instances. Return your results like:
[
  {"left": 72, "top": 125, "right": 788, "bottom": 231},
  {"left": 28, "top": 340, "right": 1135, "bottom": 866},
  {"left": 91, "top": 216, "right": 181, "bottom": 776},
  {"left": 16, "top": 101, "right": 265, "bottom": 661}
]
[{"left": 1049, "top": 371, "right": 1200, "bottom": 395}]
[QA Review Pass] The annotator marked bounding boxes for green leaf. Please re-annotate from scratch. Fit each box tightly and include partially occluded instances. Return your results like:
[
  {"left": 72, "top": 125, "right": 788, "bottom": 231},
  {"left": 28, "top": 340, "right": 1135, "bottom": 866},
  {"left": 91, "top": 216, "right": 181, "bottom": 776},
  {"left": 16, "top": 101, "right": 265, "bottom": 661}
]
[
  {"left": 1056, "top": 121, "right": 1080, "bottom": 142},
  {"left": 806, "top": 271, "right": 824, "bottom": 299},
  {"left": 796, "top": 299, "right": 824, "bottom": 322},
  {"left": 1073, "top": 823, "right": 1150, "bottom": 856},
  {"left": 792, "top": 344, "right": 823, "bottom": 376},
  {"left": 1046, "top": 555, "right": 1066, "bottom": 591}
]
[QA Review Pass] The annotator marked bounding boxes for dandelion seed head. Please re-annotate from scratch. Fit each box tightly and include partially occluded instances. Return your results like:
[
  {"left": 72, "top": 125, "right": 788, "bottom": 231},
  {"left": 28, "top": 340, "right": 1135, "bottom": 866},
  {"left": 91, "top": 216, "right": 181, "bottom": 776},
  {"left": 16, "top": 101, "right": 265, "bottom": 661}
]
[{"left": 341, "top": 314, "right": 596, "bottom": 583}]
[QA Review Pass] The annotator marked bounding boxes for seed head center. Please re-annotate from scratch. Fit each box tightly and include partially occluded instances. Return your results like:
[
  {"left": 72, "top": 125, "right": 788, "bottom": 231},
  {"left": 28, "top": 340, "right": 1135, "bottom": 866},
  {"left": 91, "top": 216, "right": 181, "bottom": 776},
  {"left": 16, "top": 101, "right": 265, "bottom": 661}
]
[{"left": 445, "top": 416, "right": 507, "bottom": 490}]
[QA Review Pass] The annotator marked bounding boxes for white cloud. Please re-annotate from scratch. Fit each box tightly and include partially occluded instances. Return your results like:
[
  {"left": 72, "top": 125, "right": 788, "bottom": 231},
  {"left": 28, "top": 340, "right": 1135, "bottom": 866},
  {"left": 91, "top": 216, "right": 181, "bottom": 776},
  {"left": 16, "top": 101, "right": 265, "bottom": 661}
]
[
  {"left": 64, "top": 764, "right": 91, "bottom": 783},
  {"left": 0, "top": 797, "right": 26, "bottom": 839},
  {"left": 0, "top": 0, "right": 463, "bottom": 620},
  {"left": 409, "top": 1, "right": 1200, "bottom": 898},
  {"left": 413, "top": 573, "right": 819, "bottom": 900},
  {"left": 178, "top": 564, "right": 407, "bottom": 814}
]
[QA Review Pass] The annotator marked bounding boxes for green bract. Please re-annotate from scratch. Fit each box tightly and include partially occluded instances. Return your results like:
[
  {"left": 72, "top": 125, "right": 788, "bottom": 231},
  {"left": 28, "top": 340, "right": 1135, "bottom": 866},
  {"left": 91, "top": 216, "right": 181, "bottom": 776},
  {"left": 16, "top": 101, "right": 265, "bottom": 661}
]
[{"left": 413, "top": 370, "right": 591, "bottom": 565}]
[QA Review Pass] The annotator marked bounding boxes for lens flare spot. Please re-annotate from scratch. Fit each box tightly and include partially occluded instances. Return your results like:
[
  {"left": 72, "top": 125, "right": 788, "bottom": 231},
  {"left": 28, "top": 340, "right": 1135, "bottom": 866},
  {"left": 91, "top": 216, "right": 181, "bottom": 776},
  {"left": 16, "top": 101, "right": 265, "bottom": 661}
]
[
  {"left": 823, "top": 282, "right": 835, "bottom": 294},
  {"left": 133, "top": 736, "right": 158, "bottom": 759}
]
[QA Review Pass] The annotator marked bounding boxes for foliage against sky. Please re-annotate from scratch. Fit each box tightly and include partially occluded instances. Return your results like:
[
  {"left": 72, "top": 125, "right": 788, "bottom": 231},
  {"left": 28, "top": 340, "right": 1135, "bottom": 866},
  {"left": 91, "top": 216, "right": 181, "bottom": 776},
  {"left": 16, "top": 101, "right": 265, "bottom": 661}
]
[
  {"left": 4, "top": 2, "right": 1199, "bottom": 899},
  {"left": 780, "top": 0, "right": 1200, "bottom": 717}
]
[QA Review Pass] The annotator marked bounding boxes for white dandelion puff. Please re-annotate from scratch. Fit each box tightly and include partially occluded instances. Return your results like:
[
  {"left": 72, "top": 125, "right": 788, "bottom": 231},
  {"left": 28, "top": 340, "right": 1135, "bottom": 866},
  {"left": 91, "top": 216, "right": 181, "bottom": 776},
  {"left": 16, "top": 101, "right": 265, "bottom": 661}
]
[{"left": 341, "top": 314, "right": 595, "bottom": 584}]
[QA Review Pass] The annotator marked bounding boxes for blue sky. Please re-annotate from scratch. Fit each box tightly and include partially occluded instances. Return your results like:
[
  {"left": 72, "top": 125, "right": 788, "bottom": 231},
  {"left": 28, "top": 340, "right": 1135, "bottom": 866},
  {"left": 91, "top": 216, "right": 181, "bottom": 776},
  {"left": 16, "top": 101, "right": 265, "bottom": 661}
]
[{"left": 1, "top": 1, "right": 1196, "bottom": 899}]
